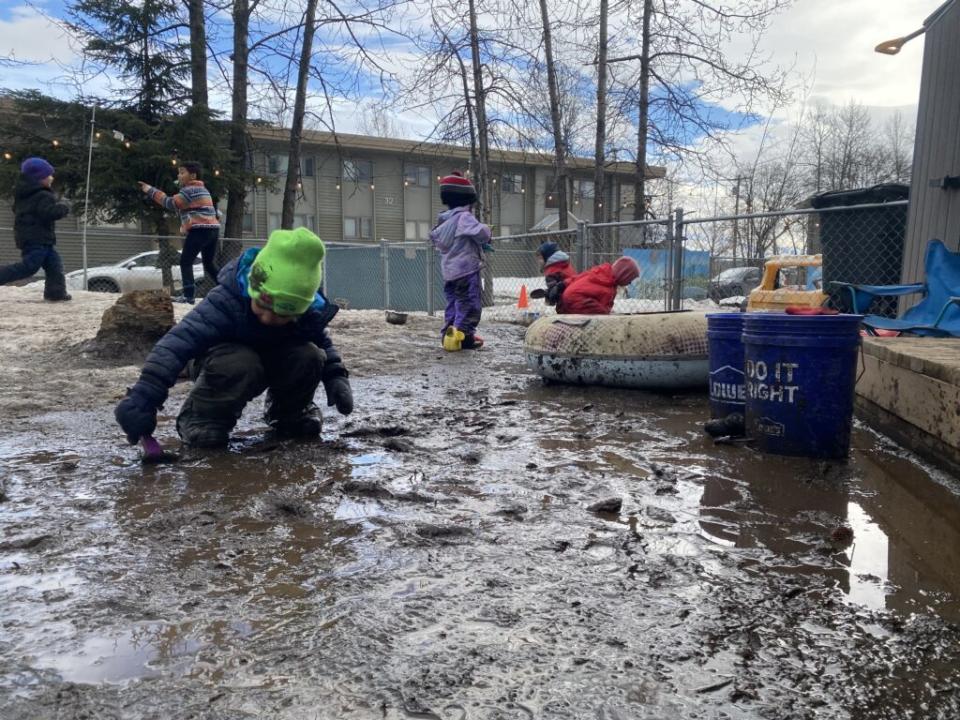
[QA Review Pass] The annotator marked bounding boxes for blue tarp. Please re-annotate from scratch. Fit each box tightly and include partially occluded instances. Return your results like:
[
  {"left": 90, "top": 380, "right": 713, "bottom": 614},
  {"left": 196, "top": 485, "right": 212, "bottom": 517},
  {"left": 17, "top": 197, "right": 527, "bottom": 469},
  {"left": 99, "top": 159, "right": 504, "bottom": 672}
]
[{"left": 622, "top": 247, "right": 711, "bottom": 282}]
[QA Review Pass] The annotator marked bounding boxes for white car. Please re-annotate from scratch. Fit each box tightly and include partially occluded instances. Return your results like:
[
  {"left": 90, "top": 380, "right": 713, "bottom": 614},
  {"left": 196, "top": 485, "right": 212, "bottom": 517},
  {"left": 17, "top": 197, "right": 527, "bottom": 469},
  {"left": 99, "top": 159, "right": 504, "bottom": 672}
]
[{"left": 61, "top": 251, "right": 204, "bottom": 293}]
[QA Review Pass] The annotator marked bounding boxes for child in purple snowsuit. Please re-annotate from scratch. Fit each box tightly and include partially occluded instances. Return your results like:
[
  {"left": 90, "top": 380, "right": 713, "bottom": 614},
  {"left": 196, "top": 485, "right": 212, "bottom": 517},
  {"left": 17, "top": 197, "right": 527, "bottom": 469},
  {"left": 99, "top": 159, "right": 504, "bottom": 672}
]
[{"left": 431, "top": 171, "right": 491, "bottom": 351}]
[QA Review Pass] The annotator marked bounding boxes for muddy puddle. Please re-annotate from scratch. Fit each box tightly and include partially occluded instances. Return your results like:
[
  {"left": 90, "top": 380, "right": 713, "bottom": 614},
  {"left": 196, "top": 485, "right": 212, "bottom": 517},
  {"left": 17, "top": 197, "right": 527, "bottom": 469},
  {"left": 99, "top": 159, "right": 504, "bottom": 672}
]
[{"left": 2, "top": 322, "right": 960, "bottom": 719}]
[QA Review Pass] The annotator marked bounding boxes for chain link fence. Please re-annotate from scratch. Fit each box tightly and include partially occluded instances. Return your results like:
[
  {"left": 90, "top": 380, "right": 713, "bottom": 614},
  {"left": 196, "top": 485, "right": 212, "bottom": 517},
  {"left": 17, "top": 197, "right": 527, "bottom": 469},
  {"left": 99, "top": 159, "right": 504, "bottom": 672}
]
[
  {"left": 682, "top": 199, "right": 908, "bottom": 316},
  {"left": 0, "top": 197, "right": 911, "bottom": 318}
]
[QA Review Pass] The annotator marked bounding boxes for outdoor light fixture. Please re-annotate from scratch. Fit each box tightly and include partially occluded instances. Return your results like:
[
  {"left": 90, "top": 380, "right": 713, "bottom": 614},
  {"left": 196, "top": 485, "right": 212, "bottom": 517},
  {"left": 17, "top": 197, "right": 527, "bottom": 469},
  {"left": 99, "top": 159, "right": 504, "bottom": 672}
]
[
  {"left": 256, "top": 176, "right": 262, "bottom": 183},
  {"left": 52, "top": 139, "right": 60, "bottom": 147},
  {"left": 2, "top": 152, "right": 11, "bottom": 160},
  {"left": 124, "top": 141, "right": 131, "bottom": 149},
  {"left": 336, "top": 183, "right": 341, "bottom": 190},
  {"left": 214, "top": 169, "right": 220, "bottom": 176},
  {"left": 875, "top": 27, "right": 925, "bottom": 55},
  {"left": 370, "top": 183, "right": 375, "bottom": 190}
]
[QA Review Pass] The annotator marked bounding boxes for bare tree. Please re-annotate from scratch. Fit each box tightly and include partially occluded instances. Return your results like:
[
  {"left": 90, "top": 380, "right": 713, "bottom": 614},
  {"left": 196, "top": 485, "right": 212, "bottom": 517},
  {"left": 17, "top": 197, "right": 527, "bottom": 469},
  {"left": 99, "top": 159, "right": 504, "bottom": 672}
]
[
  {"left": 601, "top": 0, "right": 791, "bottom": 220},
  {"left": 281, "top": 0, "right": 319, "bottom": 229},
  {"left": 537, "top": 0, "right": 569, "bottom": 229},
  {"left": 593, "top": 0, "right": 608, "bottom": 224}
]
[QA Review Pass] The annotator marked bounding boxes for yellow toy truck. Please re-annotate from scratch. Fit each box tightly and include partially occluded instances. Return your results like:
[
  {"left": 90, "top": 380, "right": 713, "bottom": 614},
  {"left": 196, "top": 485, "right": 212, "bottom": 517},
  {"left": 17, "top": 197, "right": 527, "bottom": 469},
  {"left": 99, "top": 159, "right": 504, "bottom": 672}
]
[{"left": 746, "top": 254, "right": 827, "bottom": 312}]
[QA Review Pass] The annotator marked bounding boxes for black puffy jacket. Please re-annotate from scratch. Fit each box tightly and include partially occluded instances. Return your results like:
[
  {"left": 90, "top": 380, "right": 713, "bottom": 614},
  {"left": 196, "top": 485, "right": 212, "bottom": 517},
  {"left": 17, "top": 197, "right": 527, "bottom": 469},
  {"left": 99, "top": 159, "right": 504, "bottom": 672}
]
[
  {"left": 13, "top": 180, "right": 70, "bottom": 250},
  {"left": 131, "top": 257, "right": 342, "bottom": 410}
]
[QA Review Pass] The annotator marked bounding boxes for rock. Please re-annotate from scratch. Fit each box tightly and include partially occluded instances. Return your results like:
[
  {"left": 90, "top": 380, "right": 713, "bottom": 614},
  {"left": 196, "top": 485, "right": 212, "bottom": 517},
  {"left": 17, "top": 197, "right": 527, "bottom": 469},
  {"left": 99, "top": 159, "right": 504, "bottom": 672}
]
[
  {"left": 645, "top": 506, "right": 677, "bottom": 524},
  {"left": 81, "top": 290, "right": 175, "bottom": 362},
  {"left": 98, "top": 290, "right": 174, "bottom": 340},
  {"left": 384, "top": 437, "right": 415, "bottom": 453},
  {"left": 588, "top": 497, "right": 623, "bottom": 514}
]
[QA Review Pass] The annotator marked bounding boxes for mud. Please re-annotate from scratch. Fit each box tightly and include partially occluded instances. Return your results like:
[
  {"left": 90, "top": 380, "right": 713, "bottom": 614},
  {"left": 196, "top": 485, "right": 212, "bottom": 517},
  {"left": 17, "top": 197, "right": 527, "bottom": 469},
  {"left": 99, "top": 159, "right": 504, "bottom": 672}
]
[{"left": 3, "top": 318, "right": 960, "bottom": 719}]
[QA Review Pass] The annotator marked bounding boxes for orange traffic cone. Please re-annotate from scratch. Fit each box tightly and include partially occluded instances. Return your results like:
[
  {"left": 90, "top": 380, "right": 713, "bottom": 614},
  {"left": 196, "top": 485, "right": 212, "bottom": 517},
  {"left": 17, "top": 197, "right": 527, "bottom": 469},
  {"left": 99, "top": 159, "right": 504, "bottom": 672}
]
[{"left": 517, "top": 284, "right": 529, "bottom": 310}]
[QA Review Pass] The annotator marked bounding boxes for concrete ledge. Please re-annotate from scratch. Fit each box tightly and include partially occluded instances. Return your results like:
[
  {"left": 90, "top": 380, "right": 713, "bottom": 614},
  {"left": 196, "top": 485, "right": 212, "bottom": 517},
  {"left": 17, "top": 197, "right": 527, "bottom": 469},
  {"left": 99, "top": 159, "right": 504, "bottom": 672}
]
[{"left": 857, "top": 337, "right": 960, "bottom": 474}]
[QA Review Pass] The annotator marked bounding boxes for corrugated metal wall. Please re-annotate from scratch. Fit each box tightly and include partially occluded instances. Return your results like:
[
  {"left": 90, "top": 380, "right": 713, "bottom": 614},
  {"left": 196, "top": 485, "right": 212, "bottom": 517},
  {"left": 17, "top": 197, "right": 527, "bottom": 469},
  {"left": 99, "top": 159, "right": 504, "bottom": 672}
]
[{"left": 902, "top": 0, "right": 960, "bottom": 285}]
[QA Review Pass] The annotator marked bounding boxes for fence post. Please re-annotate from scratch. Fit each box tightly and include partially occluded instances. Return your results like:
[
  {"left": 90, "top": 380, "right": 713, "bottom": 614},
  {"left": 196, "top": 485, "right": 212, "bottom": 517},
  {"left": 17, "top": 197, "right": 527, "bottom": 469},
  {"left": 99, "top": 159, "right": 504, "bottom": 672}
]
[
  {"left": 321, "top": 247, "right": 328, "bottom": 298},
  {"left": 380, "top": 239, "right": 391, "bottom": 309},
  {"left": 576, "top": 220, "right": 588, "bottom": 269},
  {"left": 672, "top": 208, "right": 684, "bottom": 311},
  {"left": 662, "top": 213, "right": 674, "bottom": 311},
  {"left": 426, "top": 241, "right": 436, "bottom": 316}
]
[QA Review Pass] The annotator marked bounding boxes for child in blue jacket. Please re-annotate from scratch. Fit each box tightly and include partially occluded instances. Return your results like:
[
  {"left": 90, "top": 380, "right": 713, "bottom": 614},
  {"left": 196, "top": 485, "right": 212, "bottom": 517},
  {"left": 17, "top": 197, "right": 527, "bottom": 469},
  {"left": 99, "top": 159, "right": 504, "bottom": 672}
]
[{"left": 115, "top": 228, "right": 353, "bottom": 448}]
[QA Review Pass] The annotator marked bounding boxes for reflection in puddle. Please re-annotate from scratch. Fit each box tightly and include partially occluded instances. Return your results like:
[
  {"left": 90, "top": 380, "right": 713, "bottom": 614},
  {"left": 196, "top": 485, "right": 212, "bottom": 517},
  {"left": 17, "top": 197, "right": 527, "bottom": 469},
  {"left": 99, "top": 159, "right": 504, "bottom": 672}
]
[
  {"left": 697, "top": 451, "right": 960, "bottom": 621},
  {"left": 844, "top": 501, "right": 890, "bottom": 612},
  {"left": 33, "top": 622, "right": 208, "bottom": 684}
]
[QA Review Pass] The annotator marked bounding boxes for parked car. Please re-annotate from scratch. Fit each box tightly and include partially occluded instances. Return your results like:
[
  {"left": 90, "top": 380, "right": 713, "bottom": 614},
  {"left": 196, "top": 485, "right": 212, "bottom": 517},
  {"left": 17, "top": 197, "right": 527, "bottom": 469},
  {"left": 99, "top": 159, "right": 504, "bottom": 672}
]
[
  {"left": 708, "top": 266, "right": 762, "bottom": 301},
  {"left": 28, "top": 251, "right": 203, "bottom": 293}
]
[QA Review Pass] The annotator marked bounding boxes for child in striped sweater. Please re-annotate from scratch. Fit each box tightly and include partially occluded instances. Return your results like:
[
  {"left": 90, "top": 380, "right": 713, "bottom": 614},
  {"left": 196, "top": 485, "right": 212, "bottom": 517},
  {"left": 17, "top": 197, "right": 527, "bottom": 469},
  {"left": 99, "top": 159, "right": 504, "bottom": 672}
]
[{"left": 139, "top": 161, "right": 221, "bottom": 304}]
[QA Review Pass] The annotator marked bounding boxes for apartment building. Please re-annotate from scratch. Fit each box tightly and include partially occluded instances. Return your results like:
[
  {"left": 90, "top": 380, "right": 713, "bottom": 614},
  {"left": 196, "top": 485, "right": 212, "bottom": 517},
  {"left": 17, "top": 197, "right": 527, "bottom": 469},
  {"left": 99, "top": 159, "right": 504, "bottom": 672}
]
[
  {"left": 243, "top": 126, "right": 665, "bottom": 243},
  {"left": 0, "top": 125, "right": 666, "bottom": 270}
]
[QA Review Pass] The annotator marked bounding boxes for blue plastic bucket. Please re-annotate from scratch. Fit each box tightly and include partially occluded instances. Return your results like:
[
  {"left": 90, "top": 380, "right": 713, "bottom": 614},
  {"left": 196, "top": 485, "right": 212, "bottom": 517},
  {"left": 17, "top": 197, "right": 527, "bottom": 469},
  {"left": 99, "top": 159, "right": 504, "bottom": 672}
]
[
  {"left": 742, "top": 313, "right": 862, "bottom": 459},
  {"left": 707, "top": 313, "right": 747, "bottom": 419}
]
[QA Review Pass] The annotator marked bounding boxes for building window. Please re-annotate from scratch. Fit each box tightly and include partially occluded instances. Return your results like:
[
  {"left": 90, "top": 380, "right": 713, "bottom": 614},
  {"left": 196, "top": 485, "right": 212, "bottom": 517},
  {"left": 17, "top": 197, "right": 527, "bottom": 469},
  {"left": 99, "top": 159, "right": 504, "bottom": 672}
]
[
  {"left": 242, "top": 212, "right": 254, "bottom": 233},
  {"left": 268, "top": 154, "right": 289, "bottom": 175},
  {"left": 502, "top": 173, "right": 524, "bottom": 194},
  {"left": 498, "top": 225, "right": 512, "bottom": 237},
  {"left": 269, "top": 213, "right": 317, "bottom": 233},
  {"left": 344, "top": 216, "right": 372, "bottom": 239},
  {"left": 297, "top": 214, "right": 316, "bottom": 232},
  {"left": 404, "top": 165, "right": 430, "bottom": 187},
  {"left": 343, "top": 159, "right": 373, "bottom": 183},
  {"left": 303, "top": 157, "right": 315, "bottom": 177},
  {"left": 405, "top": 220, "right": 431, "bottom": 241},
  {"left": 578, "top": 180, "right": 595, "bottom": 198}
]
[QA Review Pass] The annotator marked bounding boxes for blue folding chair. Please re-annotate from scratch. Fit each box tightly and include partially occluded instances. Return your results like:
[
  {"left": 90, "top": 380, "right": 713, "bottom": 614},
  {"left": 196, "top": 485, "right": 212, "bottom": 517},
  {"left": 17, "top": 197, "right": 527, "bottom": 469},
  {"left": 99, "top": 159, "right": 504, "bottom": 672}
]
[{"left": 831, "top": 239, "right": 960, "bottom": 337}]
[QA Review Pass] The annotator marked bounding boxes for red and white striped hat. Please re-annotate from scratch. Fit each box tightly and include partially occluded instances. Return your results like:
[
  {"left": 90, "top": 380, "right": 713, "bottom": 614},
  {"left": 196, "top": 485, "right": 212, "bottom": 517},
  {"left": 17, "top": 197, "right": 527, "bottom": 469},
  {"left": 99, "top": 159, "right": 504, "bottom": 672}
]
[{"left": 439, "top": 171, "right": 477, "bottom": 206}]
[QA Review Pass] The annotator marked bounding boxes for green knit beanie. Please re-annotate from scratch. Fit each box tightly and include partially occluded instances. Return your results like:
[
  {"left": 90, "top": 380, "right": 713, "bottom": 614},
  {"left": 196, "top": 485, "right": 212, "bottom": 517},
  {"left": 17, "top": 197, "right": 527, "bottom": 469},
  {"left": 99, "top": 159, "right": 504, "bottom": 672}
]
[{"left": 248, "top": 228, "right": 326, "bottom": 316}]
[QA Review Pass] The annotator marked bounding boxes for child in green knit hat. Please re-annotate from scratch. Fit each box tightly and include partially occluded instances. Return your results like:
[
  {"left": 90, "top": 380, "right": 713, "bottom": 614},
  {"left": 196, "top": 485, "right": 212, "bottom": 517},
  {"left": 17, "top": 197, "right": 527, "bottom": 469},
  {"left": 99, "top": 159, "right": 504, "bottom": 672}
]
[{"left": 115, "top": 227, "right": 353, "bottom": 449}]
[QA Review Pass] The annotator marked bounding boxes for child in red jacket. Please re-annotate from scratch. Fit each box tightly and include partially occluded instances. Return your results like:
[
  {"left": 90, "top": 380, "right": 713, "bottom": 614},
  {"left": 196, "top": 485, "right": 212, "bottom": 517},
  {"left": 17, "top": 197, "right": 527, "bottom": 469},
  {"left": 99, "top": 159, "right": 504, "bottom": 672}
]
[{"left": 559, "top": 256, "right": 640, "bottom": 314}]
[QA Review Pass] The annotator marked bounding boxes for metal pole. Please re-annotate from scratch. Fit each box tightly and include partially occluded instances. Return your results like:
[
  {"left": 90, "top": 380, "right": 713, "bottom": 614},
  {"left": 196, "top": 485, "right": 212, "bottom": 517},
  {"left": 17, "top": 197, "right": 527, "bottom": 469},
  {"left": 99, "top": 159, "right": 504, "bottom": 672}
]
[
  {"left": 663, "top": 213, "right": 676, "bottom": 310},
  {"left": 426, "top": 241, "right": 435, "bottom": 316},
  {"left": 576, "top": 219, "right": 588, "bottom": 269},
  {"left": 672, "top": 208, "right": 684, "bottom": 311},
  {"left": 81, "top": 105, "right": 96, "bottom": 291},
  {"left": 381, "top": 239, "right": 391, "bottom": 309}
]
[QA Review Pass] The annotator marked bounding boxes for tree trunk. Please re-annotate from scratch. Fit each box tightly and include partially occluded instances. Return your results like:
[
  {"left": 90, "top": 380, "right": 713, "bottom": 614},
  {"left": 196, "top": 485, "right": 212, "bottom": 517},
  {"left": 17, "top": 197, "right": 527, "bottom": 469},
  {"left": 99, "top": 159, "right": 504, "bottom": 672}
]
[
  {"left": 467, "top": 0, "right": 491, "bottom": 225},
  {"left": 593, "top": 0, "right": 608, "bottom": 225},
  {"left": 633, "top": 0, "right": 652, "bottom": 222},
  {"left": 538, "top": 0, "right": 567, "bottom": 230},
  {"left": 224, "top": 0, "right": 250, "bottom": 248},
  {"left": 186, "top": 0, "right": 208, "bottom": 108},
  {"left": 282, "top": 0, "right": 319, "bottom": 229}
]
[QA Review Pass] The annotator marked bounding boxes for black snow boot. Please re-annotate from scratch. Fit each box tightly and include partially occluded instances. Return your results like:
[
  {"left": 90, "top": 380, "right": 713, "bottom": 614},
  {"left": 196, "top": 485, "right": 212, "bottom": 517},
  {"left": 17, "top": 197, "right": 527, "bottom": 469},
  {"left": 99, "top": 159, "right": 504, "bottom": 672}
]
[
  {"left": 704, "top": 412, "right": 745, "bottom": 438},
  {"left": 268, "top": 403, "right": 323, "bottom": 439}
]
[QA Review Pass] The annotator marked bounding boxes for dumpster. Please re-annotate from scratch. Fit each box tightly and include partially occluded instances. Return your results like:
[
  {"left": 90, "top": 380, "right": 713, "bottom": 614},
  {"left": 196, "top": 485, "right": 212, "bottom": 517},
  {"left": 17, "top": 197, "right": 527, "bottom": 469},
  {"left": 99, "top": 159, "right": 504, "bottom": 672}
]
[{"left": 809, "top": 183, "right": 908, "bottom": 317}]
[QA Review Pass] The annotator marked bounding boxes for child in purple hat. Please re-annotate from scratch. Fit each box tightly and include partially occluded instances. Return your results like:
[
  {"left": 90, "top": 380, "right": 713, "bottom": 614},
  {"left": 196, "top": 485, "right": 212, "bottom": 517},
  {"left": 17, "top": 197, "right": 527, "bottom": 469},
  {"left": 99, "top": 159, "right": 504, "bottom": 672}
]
[{"left": 0, "top": 157, "right": 72, "bottom": 301}]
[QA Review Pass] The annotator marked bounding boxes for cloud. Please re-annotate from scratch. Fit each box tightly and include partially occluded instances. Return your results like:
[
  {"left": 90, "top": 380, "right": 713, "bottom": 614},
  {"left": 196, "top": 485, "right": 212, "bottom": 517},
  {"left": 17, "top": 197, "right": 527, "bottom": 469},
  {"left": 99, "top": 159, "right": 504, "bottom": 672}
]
[
  {"left": 757, "top": 0, "right": 941, "bottom": 107},
  {"left": 0, "top": 3, "right": 77, "bottom": 65}
]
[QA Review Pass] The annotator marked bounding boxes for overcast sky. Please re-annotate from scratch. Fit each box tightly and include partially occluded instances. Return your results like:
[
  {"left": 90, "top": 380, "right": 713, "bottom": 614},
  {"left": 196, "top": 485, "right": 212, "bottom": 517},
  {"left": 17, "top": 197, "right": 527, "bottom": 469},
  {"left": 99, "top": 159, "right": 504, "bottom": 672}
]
[{"left": 0, "top": 0, "right": 945, "bottom": 136}]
